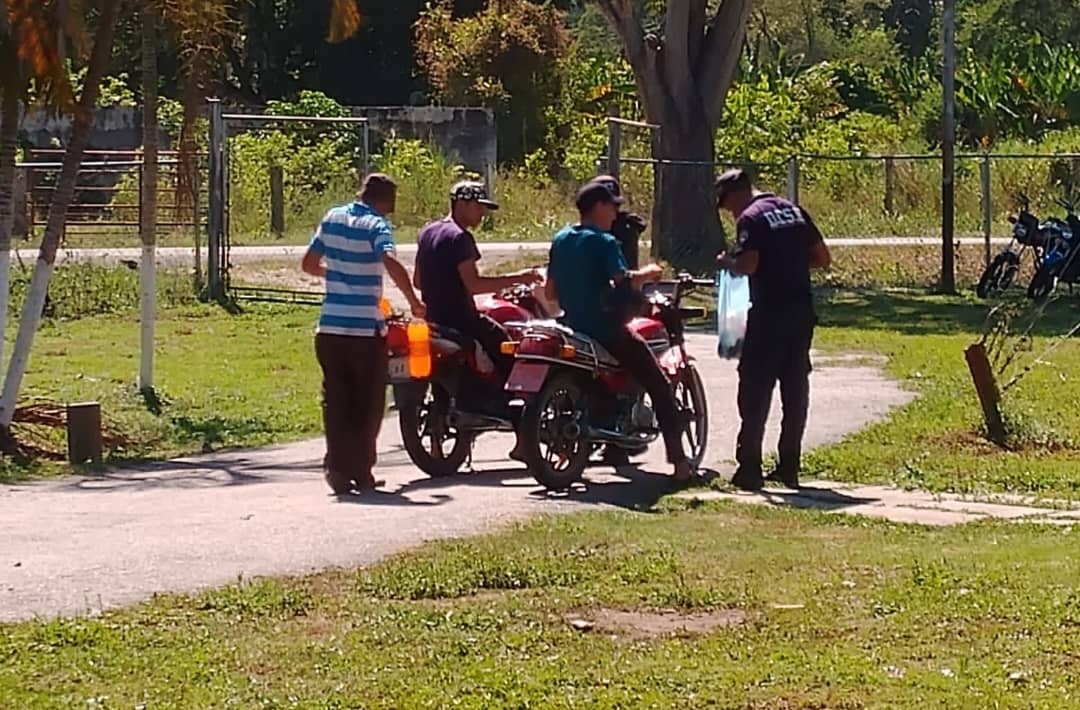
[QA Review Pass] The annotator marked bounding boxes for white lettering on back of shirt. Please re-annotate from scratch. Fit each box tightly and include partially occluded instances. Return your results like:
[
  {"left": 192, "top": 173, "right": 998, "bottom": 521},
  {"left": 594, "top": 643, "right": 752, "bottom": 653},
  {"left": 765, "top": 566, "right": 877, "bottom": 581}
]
[{"left": 761, "top": 207, "right": 807, "bottom": 230}]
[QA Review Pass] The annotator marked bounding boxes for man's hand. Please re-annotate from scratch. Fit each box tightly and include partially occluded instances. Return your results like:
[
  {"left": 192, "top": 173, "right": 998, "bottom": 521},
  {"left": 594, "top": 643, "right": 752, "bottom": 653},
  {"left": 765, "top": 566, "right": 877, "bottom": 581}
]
[
  {"left": 716, "top": 252, "right": 736, "bottom": 272},
  {"left": 717, "top": 250, "right": 759, "bottom": 275},
  {"left": 409, "top": 299, "right": 427, "bottom": 320},
  {"left": 513, "top": 268, "right": 543, "bottom": 285},
  {"left": 639, "top": 263, "right": 663, "bottom": 282}
]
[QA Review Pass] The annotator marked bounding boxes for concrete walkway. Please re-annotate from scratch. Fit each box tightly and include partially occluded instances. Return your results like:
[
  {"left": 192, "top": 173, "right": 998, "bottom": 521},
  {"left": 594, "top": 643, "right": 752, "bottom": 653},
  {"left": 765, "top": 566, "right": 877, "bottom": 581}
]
[{"left": 677, "top": 484, "right": 1080, "bottom": 527}]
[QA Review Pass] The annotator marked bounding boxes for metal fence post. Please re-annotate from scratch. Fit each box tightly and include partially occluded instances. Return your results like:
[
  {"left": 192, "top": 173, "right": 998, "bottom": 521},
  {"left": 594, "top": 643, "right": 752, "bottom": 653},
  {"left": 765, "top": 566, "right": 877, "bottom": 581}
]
[
  {"left": 884, "top": 156, "right": 895, "bottom": 215},
  {"left": 207, "top": 98, "right": 224, "bottom": 300},
  {"left": 362, "top": 121, "right": 371, "bottom": 176},
  {"left": 981, "top": 154, "right": 992, "bottom": 266},
  {"left": 786, "top": 156, "right": 800, "bottom": 204},
  {"left": 606, "top": 104, "right": 621, "bottom": 182}
]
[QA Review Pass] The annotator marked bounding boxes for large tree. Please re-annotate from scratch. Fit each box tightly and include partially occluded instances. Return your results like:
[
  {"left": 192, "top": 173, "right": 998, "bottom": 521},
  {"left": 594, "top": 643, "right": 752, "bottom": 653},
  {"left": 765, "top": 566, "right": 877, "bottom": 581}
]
[{"left": 595, "top": 0, "right": 752, "bottom": 266}]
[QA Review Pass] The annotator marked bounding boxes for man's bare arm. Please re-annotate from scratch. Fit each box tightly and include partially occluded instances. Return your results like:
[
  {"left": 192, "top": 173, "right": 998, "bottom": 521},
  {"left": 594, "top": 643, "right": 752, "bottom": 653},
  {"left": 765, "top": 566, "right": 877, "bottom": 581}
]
[
  {"left": 382, "top": 252, "right": 426, "bottom": 318},
  {"left": 301, "top": 247, "right": 326, "bottom": 278},
  {"left": 809, "top": 241, "right": 832, "bottom": 269},
  {"left": 458, "top": 259, "right": 540, "bottom": 296}
]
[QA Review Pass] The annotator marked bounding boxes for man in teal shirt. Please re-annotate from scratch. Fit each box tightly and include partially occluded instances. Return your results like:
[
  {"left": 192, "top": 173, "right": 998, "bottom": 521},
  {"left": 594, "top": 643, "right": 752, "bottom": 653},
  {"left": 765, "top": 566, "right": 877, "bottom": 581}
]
[{"left": 545, "top": 180, "right": 692, "bottom": 484}]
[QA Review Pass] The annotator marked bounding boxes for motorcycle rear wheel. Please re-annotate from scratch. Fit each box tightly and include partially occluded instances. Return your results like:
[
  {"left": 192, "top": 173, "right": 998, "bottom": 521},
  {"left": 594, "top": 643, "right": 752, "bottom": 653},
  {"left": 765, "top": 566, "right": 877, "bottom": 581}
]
[
  {"left": 519, "top": 372, "right": 593, "bottom": 491},
  {"left": 398, "top": 381, "right": 474, "bottom": 477}
]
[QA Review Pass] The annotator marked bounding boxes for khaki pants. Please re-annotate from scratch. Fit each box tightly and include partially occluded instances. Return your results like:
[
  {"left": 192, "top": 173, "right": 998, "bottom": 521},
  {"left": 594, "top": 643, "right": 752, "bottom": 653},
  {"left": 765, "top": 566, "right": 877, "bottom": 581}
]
[{"left": 315, "top": 333, "right": 387, "bottom": 484}]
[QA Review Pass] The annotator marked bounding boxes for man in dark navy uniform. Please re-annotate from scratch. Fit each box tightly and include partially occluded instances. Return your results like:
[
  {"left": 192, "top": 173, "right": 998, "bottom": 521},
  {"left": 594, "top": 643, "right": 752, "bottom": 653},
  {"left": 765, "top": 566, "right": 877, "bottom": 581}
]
[{"left": 715, "top": 169, "right": 832, "bottom": 491}]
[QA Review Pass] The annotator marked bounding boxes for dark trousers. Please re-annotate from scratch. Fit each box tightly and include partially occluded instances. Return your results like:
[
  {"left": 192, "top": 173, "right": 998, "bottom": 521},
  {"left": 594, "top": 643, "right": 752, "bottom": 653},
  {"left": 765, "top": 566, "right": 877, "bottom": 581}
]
[
  {"left": 735, "top": 309, "right": 815, "bottom": 478},
  {"left": 459, "top": 314, "right": 513, "bottom": 381},
  {"left": 315, "top": 333, "right": 387, "bottom": 483},
  {"left": 601, "top": 327, "right": 687, "bottom": 464}
]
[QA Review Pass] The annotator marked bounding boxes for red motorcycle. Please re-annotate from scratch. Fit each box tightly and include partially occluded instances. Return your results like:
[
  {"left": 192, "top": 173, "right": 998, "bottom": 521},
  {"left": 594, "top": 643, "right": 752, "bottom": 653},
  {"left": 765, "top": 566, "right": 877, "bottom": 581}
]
[
  {"left": 502, "top": 275, "right": 711, "bottom": 491},
  {"left": 387, "top": 281, "right": 552, "bottom": 477}
]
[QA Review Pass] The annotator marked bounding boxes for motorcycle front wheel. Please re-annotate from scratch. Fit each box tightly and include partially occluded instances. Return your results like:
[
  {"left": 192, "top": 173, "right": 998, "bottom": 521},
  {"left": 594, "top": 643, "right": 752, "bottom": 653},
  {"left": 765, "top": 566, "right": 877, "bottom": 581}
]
[
  {"left": 519, "top": 372, "right": 593, "bottom": 491},
  {"left": 976, "top": 252, "right": 1016, "bottom": 298},
  {"left": 1027, "top": 264, "right": 1058, "bottom": 300},
  {"left": 674, "top": 363, "right": 709, "bottom": 469}
]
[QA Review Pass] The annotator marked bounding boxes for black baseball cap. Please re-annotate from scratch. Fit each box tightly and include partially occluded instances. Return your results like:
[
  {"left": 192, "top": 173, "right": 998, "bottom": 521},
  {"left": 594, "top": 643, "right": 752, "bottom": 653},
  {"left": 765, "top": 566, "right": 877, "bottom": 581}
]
[
  {"left": 576, "top": 179, "right": 625, "bottom": 213},
  {"left": 715, "top": 168, "right": 752, "bottom": 207},
  {"left": 451, "top": 180, "right": 499, "bottom": 209}
]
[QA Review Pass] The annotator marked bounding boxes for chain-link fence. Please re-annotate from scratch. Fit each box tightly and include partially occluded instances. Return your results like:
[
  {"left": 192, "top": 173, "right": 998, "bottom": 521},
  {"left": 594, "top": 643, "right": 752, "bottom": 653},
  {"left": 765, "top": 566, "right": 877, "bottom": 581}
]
[{"left": 600, "top": 116, "right": 1080, "bottom": 287}]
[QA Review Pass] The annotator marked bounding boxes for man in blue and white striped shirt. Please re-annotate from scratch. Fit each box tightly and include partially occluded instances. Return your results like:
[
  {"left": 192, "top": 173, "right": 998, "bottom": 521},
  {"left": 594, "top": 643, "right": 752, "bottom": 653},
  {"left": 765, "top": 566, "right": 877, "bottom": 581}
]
[{"left": 302, "top": 173, "right": 424, "bottom": 495}]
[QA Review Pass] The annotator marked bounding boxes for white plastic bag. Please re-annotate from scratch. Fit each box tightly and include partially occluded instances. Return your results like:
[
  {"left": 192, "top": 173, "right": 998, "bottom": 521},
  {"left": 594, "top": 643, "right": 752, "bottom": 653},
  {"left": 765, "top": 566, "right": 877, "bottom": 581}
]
[{"left": 716, "top": 270, "right": 750, "bottom": 359}]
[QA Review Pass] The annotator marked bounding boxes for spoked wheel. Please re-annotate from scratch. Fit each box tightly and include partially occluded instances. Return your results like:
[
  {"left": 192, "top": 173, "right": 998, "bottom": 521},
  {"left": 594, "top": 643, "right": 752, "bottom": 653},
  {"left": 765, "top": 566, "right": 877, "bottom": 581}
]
[
  {"left": 976, "top": 253, "right": 1017, "bottom": 298},
  {"left": 398, "top": 381, "right": 474, "bottom": 477},
  {"left": 519, "top": 373, "right": 592, "bottom": 491},
  {"left": 673, "top": 364, "right": 709, "bottom": 469},
  {"left": 1027, "top": 264, "right": 1058, "bottom": 300}
]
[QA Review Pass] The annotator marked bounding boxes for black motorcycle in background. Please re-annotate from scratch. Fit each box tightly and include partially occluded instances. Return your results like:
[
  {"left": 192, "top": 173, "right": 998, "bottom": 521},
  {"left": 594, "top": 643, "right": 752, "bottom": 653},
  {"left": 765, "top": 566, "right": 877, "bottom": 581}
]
[{"left": 976, "top": 194, "right": 1046, "bottom": 298}]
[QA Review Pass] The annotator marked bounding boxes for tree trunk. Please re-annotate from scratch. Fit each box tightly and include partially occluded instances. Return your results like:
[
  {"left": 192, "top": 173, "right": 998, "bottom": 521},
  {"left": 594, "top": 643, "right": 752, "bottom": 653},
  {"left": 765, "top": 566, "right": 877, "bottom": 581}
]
[
  {"left": 0, "top": 85, "right": 19, "bottom": 377},
  {"left": 139, "top": 2, "right": 159, "bottom": 393},
  {"left": 0, "top": 0, "right": 122, "bottom": 430},
  {"left": 650, "top": 115, "right": 725, "bottom": 269},
  {"left": 594, "top": 0, "right": 750, "bottom": 272}
]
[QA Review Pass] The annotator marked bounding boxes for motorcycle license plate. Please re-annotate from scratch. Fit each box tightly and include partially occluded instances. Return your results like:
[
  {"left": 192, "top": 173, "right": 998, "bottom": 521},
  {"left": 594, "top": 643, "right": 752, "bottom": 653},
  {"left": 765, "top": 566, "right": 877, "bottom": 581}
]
[
  {"left": 506, "top": 362, "right": 549, "bottom": 393},
  {"left": 387, "top": 357, "right": 410, "bottom": 382}
]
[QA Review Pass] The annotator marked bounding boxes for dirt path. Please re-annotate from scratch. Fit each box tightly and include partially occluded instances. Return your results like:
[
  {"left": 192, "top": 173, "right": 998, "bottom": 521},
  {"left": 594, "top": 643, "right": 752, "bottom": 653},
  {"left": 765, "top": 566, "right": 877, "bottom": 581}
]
[{"left": 0, "top": 335, "right": 915, "bottom": 622}]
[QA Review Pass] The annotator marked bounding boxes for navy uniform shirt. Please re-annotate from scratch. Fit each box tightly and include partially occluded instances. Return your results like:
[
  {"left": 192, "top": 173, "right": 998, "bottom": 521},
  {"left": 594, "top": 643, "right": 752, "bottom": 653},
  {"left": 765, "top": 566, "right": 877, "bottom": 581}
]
[{"left": 731, "top": 193, "right": 824, "bottom": 316}]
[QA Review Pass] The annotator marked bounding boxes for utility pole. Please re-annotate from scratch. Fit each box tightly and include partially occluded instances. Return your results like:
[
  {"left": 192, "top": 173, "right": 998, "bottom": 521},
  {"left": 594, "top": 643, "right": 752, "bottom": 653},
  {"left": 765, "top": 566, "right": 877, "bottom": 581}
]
[{"left": 940, "top": 0, "right": 957, "bottom": 293}]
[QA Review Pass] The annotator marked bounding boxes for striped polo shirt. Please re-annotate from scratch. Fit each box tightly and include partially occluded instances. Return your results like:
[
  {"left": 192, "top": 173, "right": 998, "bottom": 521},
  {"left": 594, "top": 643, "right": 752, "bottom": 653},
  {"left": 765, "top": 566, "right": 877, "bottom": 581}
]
[{"left": 309, "top": 201, "right": 396, "bottom": 337}]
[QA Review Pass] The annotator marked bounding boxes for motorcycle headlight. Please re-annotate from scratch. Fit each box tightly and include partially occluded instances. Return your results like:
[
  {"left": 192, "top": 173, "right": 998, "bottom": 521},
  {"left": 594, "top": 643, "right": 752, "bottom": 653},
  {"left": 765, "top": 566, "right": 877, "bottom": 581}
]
[{"left": 1014, "top": 224, "right": 1027, "bottom": 238}]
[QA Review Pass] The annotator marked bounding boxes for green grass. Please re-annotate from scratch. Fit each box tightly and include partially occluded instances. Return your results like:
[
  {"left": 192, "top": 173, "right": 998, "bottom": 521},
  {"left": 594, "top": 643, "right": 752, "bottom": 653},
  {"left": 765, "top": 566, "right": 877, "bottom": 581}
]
[
  {"left": 807, "top": 289, "right": 1080, "bottom": 498},
  {"left": 1, "top": 302, "right": 322, "bottom": 482},
  {"left": 2, "top": 504, "right": 1079, "bottom": 707}
]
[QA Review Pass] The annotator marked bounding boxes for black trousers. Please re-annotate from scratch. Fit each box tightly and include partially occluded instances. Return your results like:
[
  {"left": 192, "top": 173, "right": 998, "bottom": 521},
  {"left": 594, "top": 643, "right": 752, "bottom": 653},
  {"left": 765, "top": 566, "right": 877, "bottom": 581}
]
[
  {"left": 601, "top": 327, "right": 687, "bottom": 464},
  {"left": 735, "top": 309, "right": 815, "bottom": 478},
  {"left": 315, "top": 333, "right": 387, "bottom": 483},
  {"left": 458, "top": 314, "right": 513, "bottom": 381}
]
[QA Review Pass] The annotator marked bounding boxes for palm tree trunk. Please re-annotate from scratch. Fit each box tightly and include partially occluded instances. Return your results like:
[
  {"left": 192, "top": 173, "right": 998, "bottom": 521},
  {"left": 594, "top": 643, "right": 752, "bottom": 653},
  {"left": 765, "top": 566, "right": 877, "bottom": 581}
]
[
  {"left": 0, "top": 84, "right": 19, "bottom": 378},
  {"left": 139, "top": 2, "right": 158, "bottom": 393},
  {"left": 0, "top": 0, "right": 122, "bottom": 430}
]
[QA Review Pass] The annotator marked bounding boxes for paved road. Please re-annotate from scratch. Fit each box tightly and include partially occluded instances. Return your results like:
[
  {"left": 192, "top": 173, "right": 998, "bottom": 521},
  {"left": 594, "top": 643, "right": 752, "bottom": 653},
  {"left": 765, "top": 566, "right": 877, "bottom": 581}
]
[
  {"left": 0, "top": 336, "right": 912, "bottom": 622},
  {"left": 16, "top": 236, "right": 1010, "bottom": 267}
]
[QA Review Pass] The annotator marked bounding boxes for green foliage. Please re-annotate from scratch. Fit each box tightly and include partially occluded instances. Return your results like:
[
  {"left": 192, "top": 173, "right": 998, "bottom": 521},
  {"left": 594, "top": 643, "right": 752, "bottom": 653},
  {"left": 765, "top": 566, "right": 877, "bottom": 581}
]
[
  {"left": 373, "top": 137, "right": 475, "bottom": 231},
  {"left": 8, "top": 263, "right": 195, "bottom": 321},
  {"left": 415, "top": 0, "right": 569, "bottom": 162}
]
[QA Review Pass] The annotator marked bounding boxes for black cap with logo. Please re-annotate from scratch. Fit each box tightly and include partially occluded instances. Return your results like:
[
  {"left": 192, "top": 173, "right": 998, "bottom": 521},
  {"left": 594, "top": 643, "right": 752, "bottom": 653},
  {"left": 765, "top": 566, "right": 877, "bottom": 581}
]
[
  {"left": 450, "top": 181, "right": 499, "bottom": 209},
  {"left": 575, "top": 179, "right": 625, "bottom": 213}
]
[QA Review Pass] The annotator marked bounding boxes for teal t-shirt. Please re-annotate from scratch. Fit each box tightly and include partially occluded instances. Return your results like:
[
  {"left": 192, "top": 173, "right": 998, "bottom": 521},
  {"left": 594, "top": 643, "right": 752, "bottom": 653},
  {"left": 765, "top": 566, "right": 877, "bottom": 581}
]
[{"left": 548, "top": 224, "right": 629, "bottom": 342}]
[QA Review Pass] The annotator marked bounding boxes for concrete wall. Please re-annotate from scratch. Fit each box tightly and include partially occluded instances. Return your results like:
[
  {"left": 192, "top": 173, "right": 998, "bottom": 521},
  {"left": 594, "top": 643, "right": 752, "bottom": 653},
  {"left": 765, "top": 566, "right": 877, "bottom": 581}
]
[
  {"left": 19, "top": 104, "right": 498, "bottom": 176},
  {"left": 348, "top": 106, "right": 498, "bottom": 185}
]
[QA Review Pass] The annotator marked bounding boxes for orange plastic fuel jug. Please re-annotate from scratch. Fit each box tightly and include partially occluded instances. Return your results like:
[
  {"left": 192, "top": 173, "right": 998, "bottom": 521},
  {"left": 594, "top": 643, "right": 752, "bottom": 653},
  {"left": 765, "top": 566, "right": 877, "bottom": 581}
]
[{"left": 406, "top": 320, "right": 432, "bottom": 379}]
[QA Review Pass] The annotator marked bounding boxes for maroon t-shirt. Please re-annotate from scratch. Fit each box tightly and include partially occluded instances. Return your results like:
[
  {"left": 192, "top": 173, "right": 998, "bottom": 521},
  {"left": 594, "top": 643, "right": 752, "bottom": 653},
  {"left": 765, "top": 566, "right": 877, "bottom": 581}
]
[
  {"left": 731, "top": 193, "right": 824, "bottom": 313},
  {"left": 416, "top": 217, "right": 482, "bottom": 329}
]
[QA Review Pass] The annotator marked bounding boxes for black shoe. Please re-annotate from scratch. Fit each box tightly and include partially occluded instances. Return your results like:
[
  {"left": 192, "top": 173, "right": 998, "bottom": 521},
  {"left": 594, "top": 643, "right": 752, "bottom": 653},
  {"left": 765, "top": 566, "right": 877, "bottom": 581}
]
[
  {"left": 601, "top": 447, "right": 630, "bottom": 466},
  {"left": 765, "top": 469, "right": 800, "bottom": 489},
  {"left": 731, "top": 469, "right": 764, "bottom": 492}
]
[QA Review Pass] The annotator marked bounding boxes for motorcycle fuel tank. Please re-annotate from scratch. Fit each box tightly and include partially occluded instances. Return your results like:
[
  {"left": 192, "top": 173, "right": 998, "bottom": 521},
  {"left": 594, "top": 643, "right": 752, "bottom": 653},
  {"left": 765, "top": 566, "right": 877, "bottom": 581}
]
[
  {"left": 627, "top": 317, "right": 668, "bottom": 343},
  {"left": 474, "top": 295, "right": 533, "bottom": 325}
]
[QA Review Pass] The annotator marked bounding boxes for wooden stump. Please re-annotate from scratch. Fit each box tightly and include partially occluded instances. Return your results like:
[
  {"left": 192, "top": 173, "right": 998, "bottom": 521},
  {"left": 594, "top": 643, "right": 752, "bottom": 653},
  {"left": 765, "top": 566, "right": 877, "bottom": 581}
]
[
  {"left": 67, "top": 402, "right": 103, "bottom": 465},
  {"left": 964, "top": 343, "right": 1005, "bottom": 444}
]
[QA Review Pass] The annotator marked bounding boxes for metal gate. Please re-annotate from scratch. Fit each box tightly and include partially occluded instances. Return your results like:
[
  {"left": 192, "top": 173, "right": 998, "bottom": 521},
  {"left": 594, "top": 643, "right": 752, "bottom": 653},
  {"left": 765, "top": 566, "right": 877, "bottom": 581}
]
[{"left": 206, "top": 98, "right": 371, "bottom": 303}]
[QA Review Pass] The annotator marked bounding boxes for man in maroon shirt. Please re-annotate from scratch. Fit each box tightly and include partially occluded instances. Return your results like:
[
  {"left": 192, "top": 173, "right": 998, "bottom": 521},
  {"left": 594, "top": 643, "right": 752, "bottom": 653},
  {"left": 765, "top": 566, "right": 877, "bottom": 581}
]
[
  {"left": 716, "top": 169, "right": 832, "bottom": 491},
  {"left": 414, "top": 181, "right": 541, "bottom": 381}
]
